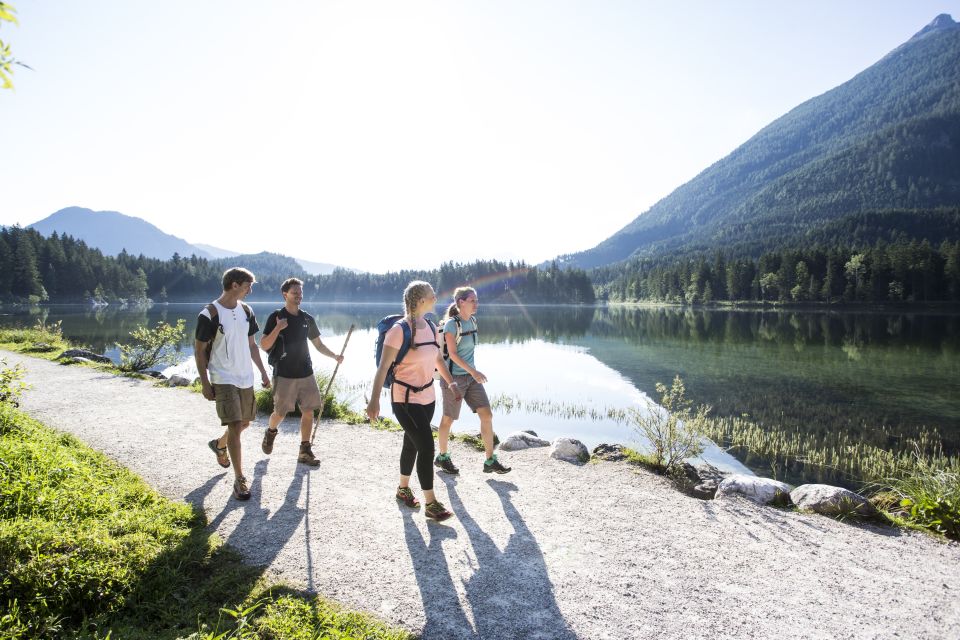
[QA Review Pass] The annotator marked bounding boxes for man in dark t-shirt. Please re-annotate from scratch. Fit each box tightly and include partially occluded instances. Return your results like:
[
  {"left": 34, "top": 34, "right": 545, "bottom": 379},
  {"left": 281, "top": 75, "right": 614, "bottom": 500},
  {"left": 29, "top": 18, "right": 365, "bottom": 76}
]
[{"left": 259, "top": 277, "right": 344, "bottom": 466}]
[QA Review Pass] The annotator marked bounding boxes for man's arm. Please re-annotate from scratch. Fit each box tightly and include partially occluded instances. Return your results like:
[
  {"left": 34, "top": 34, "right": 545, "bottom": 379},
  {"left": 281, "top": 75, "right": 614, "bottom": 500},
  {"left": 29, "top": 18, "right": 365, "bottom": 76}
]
[
  {"left": 194, "top": 340, "right": 215, "bottom": 400},
  {"left": 249, "top": 335, "right": 270, "bottom": 388},
  {"left": 311, "top": 336, "right": 344, "bottom": 364}
]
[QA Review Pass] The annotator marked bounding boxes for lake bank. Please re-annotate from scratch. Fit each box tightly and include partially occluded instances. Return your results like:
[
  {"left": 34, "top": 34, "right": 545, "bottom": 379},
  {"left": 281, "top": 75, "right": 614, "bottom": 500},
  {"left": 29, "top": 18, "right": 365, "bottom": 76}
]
[{"left": 4, "top": 350, "right": 960, "bottom": 639}]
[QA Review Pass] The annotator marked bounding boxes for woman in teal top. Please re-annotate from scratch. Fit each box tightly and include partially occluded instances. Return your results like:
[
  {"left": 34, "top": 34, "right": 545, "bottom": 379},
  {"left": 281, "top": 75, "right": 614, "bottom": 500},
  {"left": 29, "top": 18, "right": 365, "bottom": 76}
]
[{"left": 435, "top": 286, "right": 511, "bottom": 475}]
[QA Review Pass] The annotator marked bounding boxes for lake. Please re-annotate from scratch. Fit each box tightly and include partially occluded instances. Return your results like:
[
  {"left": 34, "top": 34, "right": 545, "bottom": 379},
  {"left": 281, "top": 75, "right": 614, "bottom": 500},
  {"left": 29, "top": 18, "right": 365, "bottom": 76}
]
[{"left": 3, "top": 302, "right": 958, "bottom": 484}]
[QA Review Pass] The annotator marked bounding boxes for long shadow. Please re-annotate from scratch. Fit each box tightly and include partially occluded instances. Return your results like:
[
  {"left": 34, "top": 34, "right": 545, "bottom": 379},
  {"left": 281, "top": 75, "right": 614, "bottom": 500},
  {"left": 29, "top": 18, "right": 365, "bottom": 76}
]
[
  {"left": 444, "top": 477, "right": 579, "bottom": 640},
  {"left": 401, "top": 506, "right": 477, "bottom": 639}
]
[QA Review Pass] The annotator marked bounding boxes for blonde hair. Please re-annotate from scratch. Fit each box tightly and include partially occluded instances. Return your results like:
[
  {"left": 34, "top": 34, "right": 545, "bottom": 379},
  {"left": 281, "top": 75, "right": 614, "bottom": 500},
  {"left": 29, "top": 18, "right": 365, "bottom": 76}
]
[
  {"left": 403, "top": 280, "right": 434, "bottom": 348},
  {"left": 443, "top": 286, "right": 478, "bottom": 322}
]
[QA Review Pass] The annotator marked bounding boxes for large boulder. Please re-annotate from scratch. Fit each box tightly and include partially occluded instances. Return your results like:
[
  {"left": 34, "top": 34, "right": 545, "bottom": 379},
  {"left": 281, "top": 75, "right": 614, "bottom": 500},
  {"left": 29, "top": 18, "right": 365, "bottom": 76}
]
[
  {"left": 550, "top": 437, "right": 590, "bottom": 464},
  {"left": 715, "top": 474, "right": 793, "bottom": 506},
  {"left": 679, "top": 462, "right": 730, "bottom": 499},
  {"left": 58, "top": 349, "right": 112, "bottom": 364},
  {"left": 164, "top": 374, "right": 193, "bottom": 387},
  {"left": 790, "top": 484, "right": 877, "bottom": 517},
  {"left": 499, "top": 431, "right": 551, "bottom": 451},
  {"left": 593, "top": 443, "right": 628, "bottom": 462}
]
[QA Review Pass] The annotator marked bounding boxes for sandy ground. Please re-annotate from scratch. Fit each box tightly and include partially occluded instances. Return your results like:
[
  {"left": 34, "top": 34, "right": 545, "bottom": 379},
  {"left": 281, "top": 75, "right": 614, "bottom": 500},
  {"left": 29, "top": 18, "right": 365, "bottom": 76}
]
[{"left": 7, "top": 350, "right": 960, "bottom": 640}]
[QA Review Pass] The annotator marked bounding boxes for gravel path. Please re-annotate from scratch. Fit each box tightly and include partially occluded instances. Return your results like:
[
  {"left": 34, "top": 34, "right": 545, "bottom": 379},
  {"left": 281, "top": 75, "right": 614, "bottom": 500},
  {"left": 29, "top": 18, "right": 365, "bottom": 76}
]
[{"left": 7, "top": 351, "right": 960, "bottom": 640}]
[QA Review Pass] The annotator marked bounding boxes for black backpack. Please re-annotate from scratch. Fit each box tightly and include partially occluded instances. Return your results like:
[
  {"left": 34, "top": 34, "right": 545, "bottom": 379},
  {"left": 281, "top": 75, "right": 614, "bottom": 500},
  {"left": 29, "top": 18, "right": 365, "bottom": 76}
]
[{"left": 266, "top": 309, "right": 286, "bottom": 369}]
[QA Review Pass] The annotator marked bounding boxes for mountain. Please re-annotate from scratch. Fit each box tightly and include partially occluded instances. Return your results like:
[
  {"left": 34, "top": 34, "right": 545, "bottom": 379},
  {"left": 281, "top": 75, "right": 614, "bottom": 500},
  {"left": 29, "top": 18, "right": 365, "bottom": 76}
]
[
  {"left": 29, "top": 206, "right": 213, "bottom": 260},
  {"left": 561, "top": 14, "right": 960, "bottom": 270},
  {"left": 28, "top": 207, "right": 351, "bottom": 275},
  {"left": 193, "top": 243, "right": 238, "bottom": 259}
]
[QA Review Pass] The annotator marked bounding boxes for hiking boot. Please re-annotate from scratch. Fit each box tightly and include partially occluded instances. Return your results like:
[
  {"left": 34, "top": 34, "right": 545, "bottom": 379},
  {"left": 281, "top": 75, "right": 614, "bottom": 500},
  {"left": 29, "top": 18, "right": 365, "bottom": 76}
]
[
  {"left": 233, "top": 475, "right": 251, "bottom": 501},
  {"left": 298, "top": 443, "right": 320, "bottom": 467},
  {"left": 208, "top": 438, "right": 230, "bottom": 468},
  {"left": 262, "top": 428, "right": 278, "bottom": 454},
  {"left": 434, "top": 453, "right": 459, "bottom": 475},
  {"left": 396, "top": 487, "right": 420, "bottom": 508},
  {"left": 425, "top": 500, "right": 453, "bottom": 521},
  {"left": 483, "top": 455, "right": 512, "bottom": 474}
]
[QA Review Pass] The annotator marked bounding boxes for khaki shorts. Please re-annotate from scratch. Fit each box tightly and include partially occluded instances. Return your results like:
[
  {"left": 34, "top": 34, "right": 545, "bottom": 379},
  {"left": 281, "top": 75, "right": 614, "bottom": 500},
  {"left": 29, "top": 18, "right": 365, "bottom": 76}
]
[
  {"left": 214, "top": 384, "right": 256, "bottom": 425},
  {"left": 272, "top": 375, "right": 323, "bottom": 415},
  {"left": 440, "top": 374, "right": 490, "bottom": 420}
]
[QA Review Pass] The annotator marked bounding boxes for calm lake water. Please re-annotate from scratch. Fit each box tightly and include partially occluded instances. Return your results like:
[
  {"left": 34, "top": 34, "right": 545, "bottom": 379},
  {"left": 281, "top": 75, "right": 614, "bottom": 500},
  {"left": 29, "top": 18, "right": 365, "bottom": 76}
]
[{"left": 3, "top": 302, "right": 958, "bottom": 482}]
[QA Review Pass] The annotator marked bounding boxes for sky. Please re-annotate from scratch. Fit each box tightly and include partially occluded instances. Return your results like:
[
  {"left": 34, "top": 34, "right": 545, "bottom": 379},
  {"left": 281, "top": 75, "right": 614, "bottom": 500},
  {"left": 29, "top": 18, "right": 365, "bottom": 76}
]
[{"left": 1, "top": 2, "right": 956, "bottom": 273}]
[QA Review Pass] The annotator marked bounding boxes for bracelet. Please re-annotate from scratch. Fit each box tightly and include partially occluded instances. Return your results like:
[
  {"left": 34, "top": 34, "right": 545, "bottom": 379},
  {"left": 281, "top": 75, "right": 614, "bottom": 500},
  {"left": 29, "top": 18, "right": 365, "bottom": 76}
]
[{"left": 449, "top": 381, "right": 459, "bottom": 386}]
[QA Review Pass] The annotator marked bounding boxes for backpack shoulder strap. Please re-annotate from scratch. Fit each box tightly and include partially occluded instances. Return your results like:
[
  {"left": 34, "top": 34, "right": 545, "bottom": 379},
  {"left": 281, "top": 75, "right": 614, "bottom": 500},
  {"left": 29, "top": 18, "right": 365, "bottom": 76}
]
[
  {"left": 240, "top": 301, "right": 253, "bottom": 320},
  {"left": 393, "top": 319, "right": 414, "bottom": 365},
  {"left": 206, "top": 302, "right": 218, "bottom": 319}
]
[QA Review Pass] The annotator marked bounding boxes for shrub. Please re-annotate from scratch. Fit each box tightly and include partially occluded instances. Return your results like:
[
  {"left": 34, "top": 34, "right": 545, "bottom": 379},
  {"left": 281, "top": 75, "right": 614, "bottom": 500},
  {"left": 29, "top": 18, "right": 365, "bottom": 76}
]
[
  {"left": 883, "top": 451, "right": 960, "bottom": 540},
  {"left": 627, "top": 375, "right": 709, "bottom": 474},
  {"left": 0, "top": 359, "right": 28, "bottom": 407},
  {"left": 117, "top": 320, "right": 186, "bottom": 372},
  {"left": 256, "top": 372, "right": 354, "bottom": 420}
]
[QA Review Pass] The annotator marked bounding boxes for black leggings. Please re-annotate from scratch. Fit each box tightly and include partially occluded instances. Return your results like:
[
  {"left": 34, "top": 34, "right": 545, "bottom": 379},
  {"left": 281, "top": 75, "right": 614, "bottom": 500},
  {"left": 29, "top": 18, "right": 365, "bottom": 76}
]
[{"left": 392, "top": 401, "right": 436, "bottom": 491}]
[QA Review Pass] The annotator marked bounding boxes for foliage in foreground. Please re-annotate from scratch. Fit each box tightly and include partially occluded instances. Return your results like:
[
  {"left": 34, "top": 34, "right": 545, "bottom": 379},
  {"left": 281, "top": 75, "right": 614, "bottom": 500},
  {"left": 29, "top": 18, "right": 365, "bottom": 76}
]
[
  {"left": 627, "top": 376, "right": 709, "bottom": 473},
  {"left": 117, "top": 319, "right": 186, "bottom": 372},
  {"left": 0, "top": 369, "right": 410, "bottom": 639},
  {"left": 878, "top": 451, "right": 960, "bottom": 540}
]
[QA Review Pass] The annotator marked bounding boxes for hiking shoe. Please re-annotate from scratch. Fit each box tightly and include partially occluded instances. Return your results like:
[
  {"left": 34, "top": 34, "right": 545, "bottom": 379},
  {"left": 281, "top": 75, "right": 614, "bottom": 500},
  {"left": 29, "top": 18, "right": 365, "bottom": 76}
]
[
  {"left": 233, "top": 475, "right": 251, "bottom": 501},
  {"left": 483, "top": 455, "right": 512, "bottom": 474},
  {"left": 262, "top": 428, "right": 278, "bottom": 454},
  {"left": 208, "top": 439, "right": 230, "bottom": 468},
  {"left": 425, "top": 500, "right": 453, "bottom": 521},
  {"left": 434, "top": 454, "right": 459, "bottom": 475},
  {"left": 396, "top": 487, "right": 420, "bottom": 508},
  {"left": 298, "top": 443, "right": 320, "bottom": 467}
]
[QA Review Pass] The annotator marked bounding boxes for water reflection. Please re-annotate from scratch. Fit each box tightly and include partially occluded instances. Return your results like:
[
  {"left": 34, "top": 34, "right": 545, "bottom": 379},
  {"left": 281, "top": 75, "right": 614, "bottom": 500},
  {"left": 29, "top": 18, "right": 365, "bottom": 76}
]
[{"left": 2, "top": 303, "right": 958, "bottom": 478}]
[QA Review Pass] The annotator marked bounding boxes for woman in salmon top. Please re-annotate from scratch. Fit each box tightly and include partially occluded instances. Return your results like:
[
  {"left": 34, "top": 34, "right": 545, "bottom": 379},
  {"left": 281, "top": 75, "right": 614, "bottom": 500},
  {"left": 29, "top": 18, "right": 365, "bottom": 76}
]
[{"left": 367, "top": 281, "right": 459, "bottom": 521}]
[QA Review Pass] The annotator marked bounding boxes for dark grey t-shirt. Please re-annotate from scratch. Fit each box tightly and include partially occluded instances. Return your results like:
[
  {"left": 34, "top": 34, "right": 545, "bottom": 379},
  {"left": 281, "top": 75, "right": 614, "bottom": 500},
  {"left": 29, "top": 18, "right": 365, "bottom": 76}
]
[{"left": 263, "top": 308, "right": 321, "bottom": 379}]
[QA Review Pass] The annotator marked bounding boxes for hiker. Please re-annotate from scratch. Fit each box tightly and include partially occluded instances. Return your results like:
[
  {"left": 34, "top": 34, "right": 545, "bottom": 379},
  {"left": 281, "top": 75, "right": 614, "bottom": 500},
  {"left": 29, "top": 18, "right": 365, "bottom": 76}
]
[
  {"left": 259, "top": 277, "right": 344, "bottom": 467},
  {"left": 366, "top": 280, "right": 459, "bottom": 521},
  {"left": 435, "top": 287, "right": 511, "bottom": 475},
  {"left": 194, "top": 267, "right": 271, "bottom": 501}
]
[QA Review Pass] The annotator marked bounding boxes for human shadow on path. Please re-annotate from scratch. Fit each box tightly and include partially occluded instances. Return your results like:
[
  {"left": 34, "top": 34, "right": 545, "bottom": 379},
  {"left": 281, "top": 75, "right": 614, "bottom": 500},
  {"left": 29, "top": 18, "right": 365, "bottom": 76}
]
[
  {"left": 185, "top": 458, "right": 314, "bottom": 585},
  {"left": 401, "top": 506, "right": 477, "bottom": 639},
  {"left": 445, "top": 477, "right": 579, "bottom": 640}
]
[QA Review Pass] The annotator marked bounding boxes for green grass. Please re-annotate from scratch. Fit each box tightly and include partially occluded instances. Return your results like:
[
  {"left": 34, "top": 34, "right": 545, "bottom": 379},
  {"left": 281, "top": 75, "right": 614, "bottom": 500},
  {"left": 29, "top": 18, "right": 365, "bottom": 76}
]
[
  {"left": 0, "top": 320, "right": 74, "bottom": 361},
  {"left": 0, "top": 403, "right": 412, "bottom": 639}
]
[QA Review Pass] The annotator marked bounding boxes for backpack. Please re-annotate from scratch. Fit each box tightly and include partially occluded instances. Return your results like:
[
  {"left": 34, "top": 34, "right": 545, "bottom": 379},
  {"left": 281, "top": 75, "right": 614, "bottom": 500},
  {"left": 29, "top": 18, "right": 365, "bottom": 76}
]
[
  {"left": 374, "top": 314, "right": 438, "bottom": 396},
  {"left": 202, "top": 301, "right": 253, "bottom": 362},
  {"left": 266, "top": 309, "right": 286, "bottom": 369},
  {"left": 439, "top": 315, "right": 478, "bottom": 373}
]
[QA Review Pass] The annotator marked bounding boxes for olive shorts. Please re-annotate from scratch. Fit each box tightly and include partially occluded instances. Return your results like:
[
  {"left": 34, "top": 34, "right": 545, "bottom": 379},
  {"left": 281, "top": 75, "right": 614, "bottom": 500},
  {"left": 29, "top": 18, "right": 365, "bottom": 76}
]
[
  {"left": 214, "top": 384, "right": 255, "bottom": 425},
  {"left": 272, "top": 375, "right": 323, "bottom": 415},
  {"left": 440, "top": 374, "right": 490, "bottom": 420}
]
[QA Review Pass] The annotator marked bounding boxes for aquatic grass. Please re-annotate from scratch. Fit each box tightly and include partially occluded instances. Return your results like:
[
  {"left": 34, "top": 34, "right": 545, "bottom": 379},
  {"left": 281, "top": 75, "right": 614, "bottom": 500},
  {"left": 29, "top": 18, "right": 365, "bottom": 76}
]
[{"left": 0, "top": 397, "right": 412, "bottom": 639}]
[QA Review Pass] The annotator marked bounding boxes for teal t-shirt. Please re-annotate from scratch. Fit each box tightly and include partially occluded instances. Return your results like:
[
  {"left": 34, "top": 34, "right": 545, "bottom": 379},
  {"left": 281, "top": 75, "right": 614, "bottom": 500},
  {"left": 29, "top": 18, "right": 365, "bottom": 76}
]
[{"left": 443, "top": 317, "right": 477, "bottom": 375}]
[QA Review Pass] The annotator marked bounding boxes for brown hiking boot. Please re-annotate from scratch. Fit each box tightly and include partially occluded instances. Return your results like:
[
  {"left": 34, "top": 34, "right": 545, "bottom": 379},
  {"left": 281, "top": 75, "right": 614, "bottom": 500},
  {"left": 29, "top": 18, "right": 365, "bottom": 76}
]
[
  {"left": 262, "top": 428, "right": 278, "bottom": 454},
  {"left": 298, "top": 442, "right": 320, "bottom": 467}
]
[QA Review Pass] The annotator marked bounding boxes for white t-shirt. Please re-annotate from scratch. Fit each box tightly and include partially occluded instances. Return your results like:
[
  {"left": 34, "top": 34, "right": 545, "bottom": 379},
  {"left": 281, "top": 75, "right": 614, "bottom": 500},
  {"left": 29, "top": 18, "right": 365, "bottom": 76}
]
[{"left": 197, "top": 301, "right": 258, "bottom": 388}]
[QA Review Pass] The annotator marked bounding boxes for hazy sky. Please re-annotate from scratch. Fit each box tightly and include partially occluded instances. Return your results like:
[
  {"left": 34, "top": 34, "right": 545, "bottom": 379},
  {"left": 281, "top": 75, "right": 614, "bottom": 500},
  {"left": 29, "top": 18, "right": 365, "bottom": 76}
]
[{"left": 1, "top": 2, "right": 955, "bottom": 273}]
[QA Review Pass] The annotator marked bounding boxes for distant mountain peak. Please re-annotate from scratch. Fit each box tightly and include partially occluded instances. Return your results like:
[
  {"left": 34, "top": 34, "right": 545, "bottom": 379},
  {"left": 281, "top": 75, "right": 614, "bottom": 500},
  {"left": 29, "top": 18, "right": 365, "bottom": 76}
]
[{"left": 910, "top": 14, "right": 957, "bottom": 41}]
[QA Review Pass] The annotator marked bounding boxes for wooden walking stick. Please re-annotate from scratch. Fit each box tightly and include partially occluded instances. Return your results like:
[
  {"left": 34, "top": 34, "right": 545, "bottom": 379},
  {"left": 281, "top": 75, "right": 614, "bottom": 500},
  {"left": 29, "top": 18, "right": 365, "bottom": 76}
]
[{"left": 311, "top": 324, "right": 355, "bottom": 444}]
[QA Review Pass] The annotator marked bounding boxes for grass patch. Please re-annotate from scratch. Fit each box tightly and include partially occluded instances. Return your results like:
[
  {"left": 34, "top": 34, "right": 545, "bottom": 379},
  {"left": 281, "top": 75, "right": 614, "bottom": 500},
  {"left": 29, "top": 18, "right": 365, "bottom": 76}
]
[
  {"left": 0, "top": 320, "right": 73, "bottom": 361},
  {"left": 0, "top": 402, "right": 412, "bottom": 639}
]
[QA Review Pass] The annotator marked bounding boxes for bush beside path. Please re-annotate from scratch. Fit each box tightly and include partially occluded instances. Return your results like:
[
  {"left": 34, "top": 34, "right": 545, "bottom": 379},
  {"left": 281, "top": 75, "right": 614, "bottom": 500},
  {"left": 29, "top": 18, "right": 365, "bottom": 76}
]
[{"left": 5, "top": 350, "right": 960, "bottom": 640}]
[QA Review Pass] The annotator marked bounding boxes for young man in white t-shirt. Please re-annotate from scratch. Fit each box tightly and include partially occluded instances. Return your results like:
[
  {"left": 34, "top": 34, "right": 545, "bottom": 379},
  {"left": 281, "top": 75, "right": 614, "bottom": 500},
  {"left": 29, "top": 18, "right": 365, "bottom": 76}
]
[{"left": 194, "top": 267, "right": 271, "bottom": 500}]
